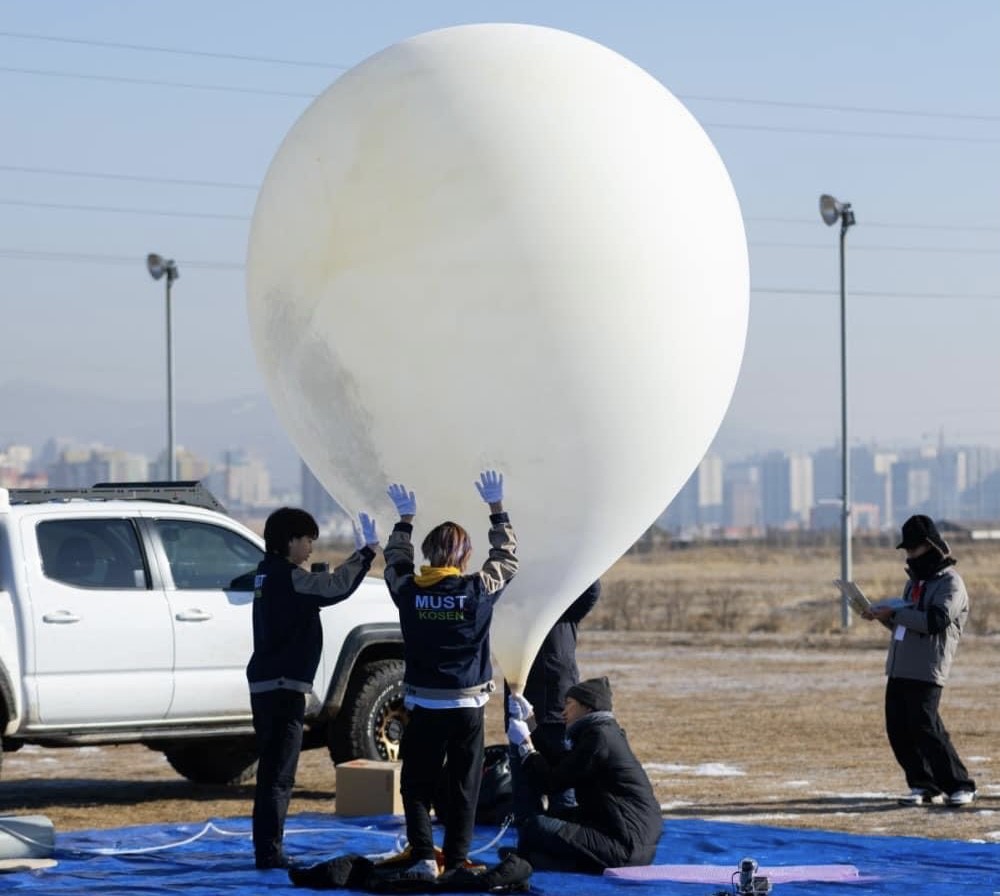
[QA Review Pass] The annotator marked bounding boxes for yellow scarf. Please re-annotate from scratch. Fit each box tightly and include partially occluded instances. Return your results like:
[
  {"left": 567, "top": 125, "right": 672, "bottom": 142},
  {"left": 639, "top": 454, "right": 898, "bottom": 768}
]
[{"left": 414, "top": 566, "right": 463, "bottom": 587}]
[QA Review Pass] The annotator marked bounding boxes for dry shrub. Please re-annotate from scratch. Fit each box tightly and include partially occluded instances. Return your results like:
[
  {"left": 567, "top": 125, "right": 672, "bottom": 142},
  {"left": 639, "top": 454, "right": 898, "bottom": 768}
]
[{"left": 591, "top": 539, "right": 1000, "bottom": 636}]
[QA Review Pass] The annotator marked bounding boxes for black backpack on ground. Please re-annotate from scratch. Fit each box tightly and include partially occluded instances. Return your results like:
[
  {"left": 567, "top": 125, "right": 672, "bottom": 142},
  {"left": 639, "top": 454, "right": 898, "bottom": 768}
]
[{"left": 433, "top": 743, "right": 513, "bottom": 826}]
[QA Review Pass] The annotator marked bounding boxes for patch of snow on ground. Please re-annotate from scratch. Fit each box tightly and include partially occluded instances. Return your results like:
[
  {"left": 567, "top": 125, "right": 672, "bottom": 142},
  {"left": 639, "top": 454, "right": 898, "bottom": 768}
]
[
  {"left": 784, "top": 780, "right": 810, "bottom": 787},
  {"left": 814, "top": 790, "right": 895, "bottom": 799},
  {"left": 659, "top": 800, "right": 694, "bottom": 810},
  {"left": 644, "top": 762, "right": 746, "bottom": 777},
  {"left": 713, "top": 813, "right": 803, "bottom": 822}
]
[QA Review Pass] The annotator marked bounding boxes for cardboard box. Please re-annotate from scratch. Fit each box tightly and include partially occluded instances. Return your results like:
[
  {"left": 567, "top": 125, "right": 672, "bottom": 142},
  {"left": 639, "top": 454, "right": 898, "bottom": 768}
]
[{"left": 335, "top": 759, "right": 403, "bottom": 816}]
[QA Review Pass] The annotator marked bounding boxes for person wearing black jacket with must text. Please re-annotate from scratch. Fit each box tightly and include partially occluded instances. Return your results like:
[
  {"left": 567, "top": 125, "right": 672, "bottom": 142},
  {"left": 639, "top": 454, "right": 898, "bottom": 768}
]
[
  {"left": 506, "top": 676, "right": 662, "bottom": 873},
  {"left": 247, "top": 506, "right": 379, "bottom": 870},
  {"left": 861, "top": 514, "right": 976, "bottom": 807},
  {"left": 506, "top": 580, "right": 601, "bottom": 819},
  {"left": 382, "top": 470, "right": 518, "bottom": 884}
]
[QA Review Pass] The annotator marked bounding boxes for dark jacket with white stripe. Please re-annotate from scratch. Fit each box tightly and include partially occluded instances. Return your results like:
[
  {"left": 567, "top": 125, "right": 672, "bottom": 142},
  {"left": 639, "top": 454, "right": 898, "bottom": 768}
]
[
  {"left": 382, "top": 514, "right": 517, "bottom": 700},
  {"left": 246, "top": 548, "right": 374, "bottom": 693}
]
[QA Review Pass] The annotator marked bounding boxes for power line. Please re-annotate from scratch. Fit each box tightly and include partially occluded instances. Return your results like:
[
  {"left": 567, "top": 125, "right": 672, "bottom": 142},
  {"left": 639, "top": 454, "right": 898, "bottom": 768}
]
[
  {"left": 6, "top": 199, "right": 1000, "bottom": 258},
  {"left": 752, "top": 241, "right": 999, "bottom": 256},
  {"left": 0, "top": 65, "right": 316, "bottom": 99},
  {"left": 0, "top": 248, "right": 242, "bottom": 270},
  {"left": 746, "top": 216, "right": 1000, "bottom": 234},
  {"left": 2, "top": 64, "right": 999, "bottom": 145},
  {"left": 3, "top": 198, "right": 999, "bottom": 250},
  {"left": 683, "top": 94, "right": 1000, "bottom": 123},
  {"left": 753, "top": 287, "right": 1000, "bottom": 300},
  {"left": 0, "top": 198, "right": 248, "bottom": 220},
  {"left": 2, "top": 247, "right": 999, "bottom": 299},
  {"left": 703, "top": 121, "right": 1000, "bottom": 145},
  {"left": 3, "top": 30, "right": 998, "bottom": 124},
  {"left": 0, "top": 30, "right": 347, "bottom": 69},
  {"left": 0, "top": 163, "right": 257, "bottom": 190}
]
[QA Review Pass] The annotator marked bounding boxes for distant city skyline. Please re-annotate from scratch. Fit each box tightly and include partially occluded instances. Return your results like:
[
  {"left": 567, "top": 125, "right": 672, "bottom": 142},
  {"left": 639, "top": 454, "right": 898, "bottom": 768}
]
[
  {"left": 2, "top": 3, "right": 998, "bottom": 474},
  {"left": 7, "top": 430, "right": 1000, "bottom": 537}
]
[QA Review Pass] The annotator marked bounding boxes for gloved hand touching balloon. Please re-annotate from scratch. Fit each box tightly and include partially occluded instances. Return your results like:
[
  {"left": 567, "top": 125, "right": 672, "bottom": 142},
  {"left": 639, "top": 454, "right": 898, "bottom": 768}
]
[
  {"left": 387, "top": 483, "right": 416, "bottom": 519},
  {"left": 475, "top": 470, "right": 504, "bottom": 509},
  {"left": 507, "top": 691, "right": 534, "bottom": 723},
  {"left": 353, "top": 512, "right": 379, "bottom": 551}
]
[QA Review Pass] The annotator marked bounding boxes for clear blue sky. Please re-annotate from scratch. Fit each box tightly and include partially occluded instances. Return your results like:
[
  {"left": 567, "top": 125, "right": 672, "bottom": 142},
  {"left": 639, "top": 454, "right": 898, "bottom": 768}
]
[{"left": 2, "top": 0, "right": 998, "bottom": 460}]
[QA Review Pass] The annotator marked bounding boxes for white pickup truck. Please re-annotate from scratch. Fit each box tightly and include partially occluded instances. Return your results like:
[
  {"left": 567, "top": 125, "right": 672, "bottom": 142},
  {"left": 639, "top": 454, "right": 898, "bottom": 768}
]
[{"left": 0, "top": 482, "right": 406, "bottom": 784}]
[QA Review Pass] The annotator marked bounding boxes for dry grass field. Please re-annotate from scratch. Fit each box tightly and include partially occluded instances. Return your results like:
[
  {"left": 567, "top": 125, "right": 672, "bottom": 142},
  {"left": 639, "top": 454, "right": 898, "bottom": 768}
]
[{"left": 3, "top": 540, "right": 998, "bottom": 845}]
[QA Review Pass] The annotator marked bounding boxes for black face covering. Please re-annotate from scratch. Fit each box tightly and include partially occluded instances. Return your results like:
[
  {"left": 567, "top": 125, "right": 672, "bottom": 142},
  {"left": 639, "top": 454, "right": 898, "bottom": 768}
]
[{"left": 906, "top": 550, "right": 951, "bottom": 581}]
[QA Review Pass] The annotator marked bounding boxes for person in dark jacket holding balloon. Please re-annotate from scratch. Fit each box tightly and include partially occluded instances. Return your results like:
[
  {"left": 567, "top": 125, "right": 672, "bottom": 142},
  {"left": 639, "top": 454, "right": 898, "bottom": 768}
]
[
  {"left": 506, "top": 676, "right": 662, "bottom": 873},
  {"left": 382, "top": 470, "right": 518, "bottom": 883},
  {"left": 506, "top": 581, "right": 601, "bottom": 819},
  {"left": 247, "top": 506, "right": 379, "bottom": 870}
]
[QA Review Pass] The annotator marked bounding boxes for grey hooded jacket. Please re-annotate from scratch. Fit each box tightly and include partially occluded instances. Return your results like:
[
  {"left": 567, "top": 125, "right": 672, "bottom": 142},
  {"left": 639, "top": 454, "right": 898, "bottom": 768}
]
[{"left": 884, "top": 566, "right": 969, "bottom": 686}]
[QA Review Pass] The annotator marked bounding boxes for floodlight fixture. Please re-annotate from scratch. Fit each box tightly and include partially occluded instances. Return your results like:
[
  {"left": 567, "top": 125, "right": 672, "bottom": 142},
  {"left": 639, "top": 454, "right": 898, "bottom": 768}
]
[
  {"left": 147, "top": 253, "right": 179, "bottom": 283},
  {"left": 819, "top": 194, "right": 855, "bottom": 230}
]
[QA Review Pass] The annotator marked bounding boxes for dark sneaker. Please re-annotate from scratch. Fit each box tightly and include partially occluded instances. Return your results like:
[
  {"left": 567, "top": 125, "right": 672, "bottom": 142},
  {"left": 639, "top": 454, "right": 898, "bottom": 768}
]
[{"left": 255, "top": 850, "right": 294, "bottom": 870}]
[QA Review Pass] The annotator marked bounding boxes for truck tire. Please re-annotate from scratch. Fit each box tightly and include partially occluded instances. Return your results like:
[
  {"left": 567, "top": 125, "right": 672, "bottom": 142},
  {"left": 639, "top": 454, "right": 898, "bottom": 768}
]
[
  {"left": 162, "top": 738, "right": 258, "bottom": 785},
  {"left": 328, "top": 658, "right": 406, "bottom": 763}
]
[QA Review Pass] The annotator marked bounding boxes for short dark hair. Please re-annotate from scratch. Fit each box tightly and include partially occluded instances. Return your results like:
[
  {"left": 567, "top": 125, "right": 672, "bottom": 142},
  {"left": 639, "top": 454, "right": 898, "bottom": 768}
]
[
  {"left": 421, "top": 521, "right": 471, "bottom": 570},
  {"left": 263, "top": 507, "right": 319, "bottom": 556}
]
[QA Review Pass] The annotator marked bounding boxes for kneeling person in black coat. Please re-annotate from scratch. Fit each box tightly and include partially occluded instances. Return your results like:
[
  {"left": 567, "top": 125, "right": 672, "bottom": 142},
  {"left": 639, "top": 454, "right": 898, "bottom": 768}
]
[{"left": 507, "top": 676, "right": 662, "bottom": 873}]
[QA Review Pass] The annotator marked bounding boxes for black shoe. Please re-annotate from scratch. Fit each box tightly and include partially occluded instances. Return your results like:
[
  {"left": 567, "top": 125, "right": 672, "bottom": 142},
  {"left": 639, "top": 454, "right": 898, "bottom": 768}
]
[
  {"left": 256, "top": 851, "right": 294, "bottom": 870},
  {"left": 497, "top": 847, "right": 519, "bottom": 861}
]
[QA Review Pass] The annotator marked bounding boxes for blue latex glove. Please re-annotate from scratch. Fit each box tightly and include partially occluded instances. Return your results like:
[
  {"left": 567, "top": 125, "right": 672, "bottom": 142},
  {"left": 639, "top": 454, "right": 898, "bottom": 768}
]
[
  {"left": 353, "top": 512, "right": 379, "bottom": 550},
  {"left": 475, "top": 470, "right": 504, "bottom": 504},
  {"left": 507, "top": 692, "right": 533, "bottom": 722},
  {"left": 387, "top": 483, "right": 416, "bottom": 517},
  {"left": 506, "top": 719, "right": 531, "bottom": 746}
]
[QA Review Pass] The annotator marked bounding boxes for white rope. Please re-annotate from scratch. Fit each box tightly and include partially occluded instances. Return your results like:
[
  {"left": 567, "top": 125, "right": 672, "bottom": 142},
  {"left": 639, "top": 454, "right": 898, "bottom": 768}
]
[
  {"left": 43, "top": 816, "right": 508, "bottom": 860},
  {"left": 76, "top": 820, "right": 404, "bottom": 856},
  {"left": 469, "top": 814, "right": 513, "bottom": 856}
]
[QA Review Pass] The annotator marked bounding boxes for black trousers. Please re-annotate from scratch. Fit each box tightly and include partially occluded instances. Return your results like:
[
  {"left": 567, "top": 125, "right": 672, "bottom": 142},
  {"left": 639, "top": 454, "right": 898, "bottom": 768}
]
[
  {"left": 885, "top": 677, "right": 975, "bottom": 795},
  {"left": 251, "top": 689, "right": 305, "bottom": 860},
  {"left": 400, "top": 705, "right": 485, "bottom": 868}
]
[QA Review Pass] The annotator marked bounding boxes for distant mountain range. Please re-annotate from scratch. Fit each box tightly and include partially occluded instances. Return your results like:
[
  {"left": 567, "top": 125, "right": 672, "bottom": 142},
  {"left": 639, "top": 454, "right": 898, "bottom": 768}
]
[{"left": 0, "top": 380, "right": 302, "bottom": 488}]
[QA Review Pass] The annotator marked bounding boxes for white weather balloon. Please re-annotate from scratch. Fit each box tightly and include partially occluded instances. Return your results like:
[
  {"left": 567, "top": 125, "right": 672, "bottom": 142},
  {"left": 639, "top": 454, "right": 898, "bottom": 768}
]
[{"left": 247, "top": 23, "right": 748, "bottom": 687}]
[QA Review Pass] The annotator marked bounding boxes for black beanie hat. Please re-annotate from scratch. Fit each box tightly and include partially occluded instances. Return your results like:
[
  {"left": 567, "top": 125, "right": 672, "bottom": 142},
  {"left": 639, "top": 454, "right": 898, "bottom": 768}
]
[
  {"left": 565, "top": 676, "right": 613, "bottom": 712},
  {"left": 896, "top": 514, "right": 950, "bottom": 555}
]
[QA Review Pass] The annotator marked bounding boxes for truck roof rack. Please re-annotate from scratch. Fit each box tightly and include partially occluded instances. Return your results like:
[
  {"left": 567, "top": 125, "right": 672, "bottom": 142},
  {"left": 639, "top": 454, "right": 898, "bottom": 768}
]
[{"left": 4, "top": 481, "right": 228, "bottom": 514}]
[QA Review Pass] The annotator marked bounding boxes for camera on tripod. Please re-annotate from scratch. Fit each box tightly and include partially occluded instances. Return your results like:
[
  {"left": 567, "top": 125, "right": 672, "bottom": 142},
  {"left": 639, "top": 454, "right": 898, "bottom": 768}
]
[{"left": 735, "top": 857, "right": 772, "bottom": 895}]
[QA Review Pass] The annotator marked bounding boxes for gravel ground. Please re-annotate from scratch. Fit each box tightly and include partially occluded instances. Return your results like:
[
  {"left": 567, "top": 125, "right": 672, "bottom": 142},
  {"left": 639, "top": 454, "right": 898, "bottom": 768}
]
[{"left": 3, "top": 631, "right": 997, "bottom": 844}]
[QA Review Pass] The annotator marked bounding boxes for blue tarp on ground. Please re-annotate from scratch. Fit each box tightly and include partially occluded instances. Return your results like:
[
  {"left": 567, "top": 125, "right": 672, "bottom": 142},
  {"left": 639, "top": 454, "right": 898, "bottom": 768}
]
[{"left": 4, "top": 813, "right": 998, "bottom": 895}]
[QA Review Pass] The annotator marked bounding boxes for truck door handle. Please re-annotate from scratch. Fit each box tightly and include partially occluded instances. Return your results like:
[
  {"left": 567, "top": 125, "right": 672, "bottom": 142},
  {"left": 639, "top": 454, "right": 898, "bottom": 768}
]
[
  {"left": 42, "top": 611, "right": 81, "bottom": 624},
  {"left": 175, "top": 610, "right": 213, "bottom": 622}
]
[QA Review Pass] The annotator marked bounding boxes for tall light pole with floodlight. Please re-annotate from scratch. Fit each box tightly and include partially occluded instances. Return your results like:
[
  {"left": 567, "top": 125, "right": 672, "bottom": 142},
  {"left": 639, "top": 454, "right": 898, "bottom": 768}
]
[
  {"left": 819, "top": 194, "right": 856, "bottom": 628},
  {"left": 146, "top": 253, "right": 180, "bottom": 481}
]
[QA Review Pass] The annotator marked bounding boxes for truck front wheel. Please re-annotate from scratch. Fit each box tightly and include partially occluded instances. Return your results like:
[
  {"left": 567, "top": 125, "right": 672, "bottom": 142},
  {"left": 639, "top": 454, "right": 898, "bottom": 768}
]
[{"left": 328, "top": 658, "right": 407, "bottom": 763}]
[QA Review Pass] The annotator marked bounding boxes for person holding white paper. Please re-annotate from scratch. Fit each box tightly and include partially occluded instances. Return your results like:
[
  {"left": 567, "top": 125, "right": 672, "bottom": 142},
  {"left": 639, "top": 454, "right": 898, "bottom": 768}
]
[{"left": 862, "top": 514, "right": 976, "bottom": 807}]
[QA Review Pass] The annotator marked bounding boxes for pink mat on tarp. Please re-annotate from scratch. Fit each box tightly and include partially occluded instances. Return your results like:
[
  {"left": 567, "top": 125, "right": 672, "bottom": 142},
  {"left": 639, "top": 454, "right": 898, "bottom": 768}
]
[{"left": 604, "top": 863, "right": 868, "bottom": 883}]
